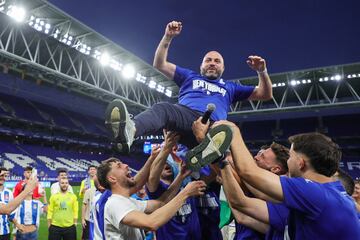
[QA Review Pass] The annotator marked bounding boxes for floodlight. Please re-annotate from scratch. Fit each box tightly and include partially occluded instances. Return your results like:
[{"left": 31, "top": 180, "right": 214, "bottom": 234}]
[
  {"left": 100, "top": 53, "right": 110, "bottom": 65},
  {"left": 334, "top": 75, "right": 341, "bottom": 81},
  {"left": 324, "top": 77, "right": 329, "bottom": 81},
  {"left": 302, "top": 80, "right": 307, "bottom": 84},
  {"left": 307, "top": 79, "right": 311, "bottom": 83},
  {"left": 156, "top": 84, "right": 165, "bottom": 93},
  {"left": 148, "top": 80, "right": 156, "bottom": 89},
  {"left": 40, "top": 20, "right": 44, "bottom": 26},
  {"left": 122, "top": 64, "right": 135, "bottom": 78},
  {"left": 7, "top": 5, "right": 26, "bottom": 22},
  {"left": 45, "top": 23, "right": 51, "bottom": 29},
  {"left": 272, "top": 83, "right": 277, "bottom": 87},
  {"left": 290, "top": 80, "right": 297, "bottom": 86},
  {"left": 165, "top": 89, "right": 172, "bottom": 97}
]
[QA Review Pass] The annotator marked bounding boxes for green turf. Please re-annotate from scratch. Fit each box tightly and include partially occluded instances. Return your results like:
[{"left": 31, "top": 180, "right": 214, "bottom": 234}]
[{"left": 37, "top": 186, "right": 83, "bottom": 239}]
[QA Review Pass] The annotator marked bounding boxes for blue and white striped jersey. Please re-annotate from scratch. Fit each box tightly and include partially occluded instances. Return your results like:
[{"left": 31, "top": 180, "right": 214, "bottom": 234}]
[
  {"left": 13, "top": 199, "right": 44, "bottom": 228},
  {"left": 0, "top": 188, "right": 13, "bottom": 235}
]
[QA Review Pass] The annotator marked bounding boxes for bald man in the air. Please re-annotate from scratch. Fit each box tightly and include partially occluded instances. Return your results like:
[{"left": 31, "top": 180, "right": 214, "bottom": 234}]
[{"left": 105, "top": 20, "right": 273, "bottom": 153}]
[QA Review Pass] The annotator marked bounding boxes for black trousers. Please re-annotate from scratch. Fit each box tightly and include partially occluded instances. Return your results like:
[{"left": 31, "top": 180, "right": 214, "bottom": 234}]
[
  {"left": 48, "top": 225, "right": 76, "bottom": 240},
  {"left": 0, "top": 234, "right": 10, "bottom": 240},
  {"left": 134, "top": 103, "right": 203, "bottom": 148},
  {"left": 82, "top": 220, "right": 90, "bottom": 240}
]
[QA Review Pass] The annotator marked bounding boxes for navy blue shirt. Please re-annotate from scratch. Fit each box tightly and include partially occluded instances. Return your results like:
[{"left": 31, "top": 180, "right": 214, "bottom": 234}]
[
  {"left": 234, "top": 222, "right": 265, "bottom": 240},
  {"left": 280, "top": 177, "right": 360, "bottom": 239},
  {"left": 174, "top": 66, "right": 255, "bottom": 121},
  {"left": 196, "top": 183, "right": 223, "bottom": 240},
  {"left": 266, "top": 202, "right": 289, "bottom": 240},
  {"left": 146, "top": 181, "right": 201, "bottom": 240}
]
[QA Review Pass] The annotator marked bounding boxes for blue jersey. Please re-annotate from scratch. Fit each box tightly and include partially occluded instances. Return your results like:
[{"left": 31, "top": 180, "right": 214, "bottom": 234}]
[
  {"left": 234, "top": 222, "right": 264, "bottom": 240},
  {"left": 146, "top": 181, "right": 201, "bottom": 240},
  {"left": 196, "top": 184, "right": 222, "bottom": 240},
  {"left": 280, "top": 177, "right": 360, "bottom": 239},
  {"left": 174, "top": 66, "right": 255, "bottom": 121},
  {"left": 95, "top": 190, "right": 111, "bottom": 240},
  {"left": 266, "top": 202, "right": 289, "bottom": 240},
  {"left": 233, "top": 192, "right": 264, "bottom": 240}
]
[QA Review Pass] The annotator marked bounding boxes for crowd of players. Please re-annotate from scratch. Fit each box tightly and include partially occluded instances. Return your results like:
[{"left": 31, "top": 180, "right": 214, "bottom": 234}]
[{"left": 0, "top": 20, "right": 359, "bottom": 240}]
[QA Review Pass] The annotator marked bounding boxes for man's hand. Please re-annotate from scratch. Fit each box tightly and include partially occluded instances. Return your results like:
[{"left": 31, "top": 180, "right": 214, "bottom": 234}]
[
  {"left": 182, "top": 180, "right": 207, "bottom": 197},
  {"left": 163, "top": 130, "right": 180, "bottom": 152},
  {"left": 24, "top": 176, "right": 38, "bottom": 193},
  {"left": 246, "top": 56, "right": 267, "bottom": 72},
  {"left": 82, "top": 219, "right": 87, "bottom": 228},
  {"left": 179, "top": 162, "right": 192, "bottom": 179},
  {"left": 149, "top": 144, "right": 161, "bottom": 160},
  {"left": 16, "top": 224, "right": 25, "bottom": 233},
  {"left": 165, "top": 21, "right": 182, "bottom": 39},
  {"left": 192, "top": 117, "right": 210, "bottom": 143}
]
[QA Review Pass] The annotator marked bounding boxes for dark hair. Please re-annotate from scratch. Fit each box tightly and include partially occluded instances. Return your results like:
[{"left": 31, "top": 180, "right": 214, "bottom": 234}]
[
  {"left": 270, "top": 142, "right": 289, "bottom": 175},
  {"left": 24, "top": 166, "right": 33, "bottom": 172},
  {"left": 0, "top": 167, "right": 8, "bottom": 172},
  {"left": 57, "top": 169, "right": 68, "bottom": 176},
  {"left": 88, "top": 165, "right": 97, "bottom": 171},
  {"left": 97, "top": 158, "right": 119, "bottom": 190},
  {"left": 335, "top": 168, "right": 355, "bottom": 196},
  {"left": 288, "top": 132, "right": 341, "bottom": 177}
]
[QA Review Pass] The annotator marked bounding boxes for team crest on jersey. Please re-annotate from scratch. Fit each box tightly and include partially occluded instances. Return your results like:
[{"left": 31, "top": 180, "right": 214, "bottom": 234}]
[
  {"left": 192, "top": 79, "right": 227, "bottom": 96},
  {"left": 4, "top": 193, "right": 9, "bottom": 201}
]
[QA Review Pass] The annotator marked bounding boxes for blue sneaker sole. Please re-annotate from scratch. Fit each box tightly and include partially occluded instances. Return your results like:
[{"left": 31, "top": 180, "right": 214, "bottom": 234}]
[{"left": 185, "top": 125, "right": 233, "bottom": 172}]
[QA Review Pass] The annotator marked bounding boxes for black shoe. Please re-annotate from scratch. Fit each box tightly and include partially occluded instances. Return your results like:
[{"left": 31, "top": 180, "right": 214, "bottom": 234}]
[
  {"left": 105, "top": 99, "right": 135, "bottom": 153},
  {"left": 185, "top": 125, "right": 233, "bottom": 172}
]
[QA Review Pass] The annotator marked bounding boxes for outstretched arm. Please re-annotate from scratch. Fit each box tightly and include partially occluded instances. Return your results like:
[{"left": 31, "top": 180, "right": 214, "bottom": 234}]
[
  {"left": 247, "top": 56, "right": 273, "bottom": 101},
  {"left": 214, "top": 121, "right": 284, "bottom": 202},
  {"left": 130, "top": 146, "right": 161, "bottom": 195},
  {"left": 221, "top": 162, "right": 270, "bottom": 224},
  {"left": 153, "top": 21, "right": 182, "bottom": 80},
  {"left": 122, "top": 180, "right": 206, "bottom": 231},
  {"left": 147, "top": 131, "right": 180, "bottom": 192}
]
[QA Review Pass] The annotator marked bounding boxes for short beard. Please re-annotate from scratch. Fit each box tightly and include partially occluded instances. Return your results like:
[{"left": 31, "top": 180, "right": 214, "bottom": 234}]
[
  {"left": 201, "top": 69, "right": 221, "bottom": 80},
  {"left": 127, "top": 180, "right": 136, "bottom": 188}
]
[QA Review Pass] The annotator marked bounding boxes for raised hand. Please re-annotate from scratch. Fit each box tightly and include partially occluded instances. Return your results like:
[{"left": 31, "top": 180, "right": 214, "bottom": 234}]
[
  {"left": 246, "top": 55, "right": 267, "bottom": 72},
  {"left": 150, "top": 144, "right": 162, "bottom": 160},
  {"left": 163, "top": 130, "right": 180, "bottom": 151},
  {"left": 179, "top": 161, "right": 192, "bottom": 178},
  {"left": 24, "top": 176, "right": 38, "bottom": 193},
  {"left": 183, "top": 180, "right": 207, "bottom": 197},
  {"left": 165, "top": 21, "right": 182, "bottom": 38}
]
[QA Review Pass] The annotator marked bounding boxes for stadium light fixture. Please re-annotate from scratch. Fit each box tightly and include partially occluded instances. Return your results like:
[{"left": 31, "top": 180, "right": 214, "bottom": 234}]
[
  {"left": 324, "top": 77, "right": 329, "bottom": 81},
  {"left": 165, "top": 89, "right": 172, "bottom": 97},
  {"left": 122, "top": 64, "right": 135, "bottom": 79},
  {"left": 100, "top": 53, "right": 110, "bottom": 66},
  {"left": 334, "top": 75, "right": 342, "bottom": 81},
  {"left": 156, "top": 84, "right": 165, "bottom": 93},
  {"left": 290, "top": 80, "right": 297, "bottom": 86},
  {"left": 148, "top": 80, "right": 156, "bottom": 89},
  {"left": 7, "top": 5, "right": 26, "bottom": 22},
  {"left": 135, "top": 73, "right": 146, "bottom": 83}
]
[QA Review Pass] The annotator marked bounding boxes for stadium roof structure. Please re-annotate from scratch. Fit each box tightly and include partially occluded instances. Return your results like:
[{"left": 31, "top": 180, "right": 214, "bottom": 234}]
[
  {"left": 0, "top": 0, "right": 178, "bottom": 114},
  {"left": 0, "top": 0, "right": 359, "bottom": 120},
  {"left": 229, "top": 62, "right": 360, "bottom": 122}
]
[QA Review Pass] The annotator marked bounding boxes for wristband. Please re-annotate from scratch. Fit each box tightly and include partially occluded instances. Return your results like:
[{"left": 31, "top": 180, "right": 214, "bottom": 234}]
[
  {"left": 219, "top": 159, "right": 230, "bottom": 169},
  {"left": 257, "top": 68, "right": 268, "bottom": 74}
]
